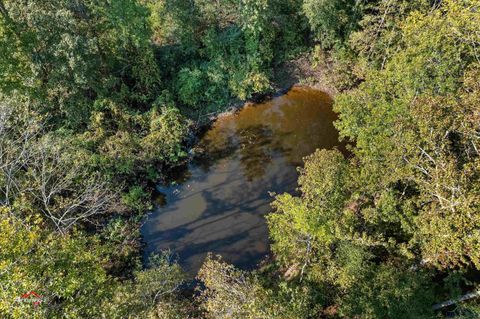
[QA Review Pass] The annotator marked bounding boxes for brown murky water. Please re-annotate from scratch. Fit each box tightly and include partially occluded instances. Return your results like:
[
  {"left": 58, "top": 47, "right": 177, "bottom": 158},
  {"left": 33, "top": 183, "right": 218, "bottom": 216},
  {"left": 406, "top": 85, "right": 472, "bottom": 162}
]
[{"left": 141, "top": 87, "right": 343, "bottom": 274}]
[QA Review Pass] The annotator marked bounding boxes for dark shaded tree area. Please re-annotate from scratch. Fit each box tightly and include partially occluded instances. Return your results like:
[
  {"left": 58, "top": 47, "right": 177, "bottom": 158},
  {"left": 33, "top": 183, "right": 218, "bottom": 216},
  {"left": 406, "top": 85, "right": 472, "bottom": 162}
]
[{"left": 1, "top": 0, "right": 479, "bottom": 318}]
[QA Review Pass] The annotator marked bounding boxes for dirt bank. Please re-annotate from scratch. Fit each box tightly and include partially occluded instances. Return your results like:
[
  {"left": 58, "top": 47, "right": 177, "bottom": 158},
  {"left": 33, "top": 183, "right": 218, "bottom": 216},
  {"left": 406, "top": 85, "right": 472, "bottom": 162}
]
[{"left": 272, "top": 52, "right": 338, "bottom": 97}]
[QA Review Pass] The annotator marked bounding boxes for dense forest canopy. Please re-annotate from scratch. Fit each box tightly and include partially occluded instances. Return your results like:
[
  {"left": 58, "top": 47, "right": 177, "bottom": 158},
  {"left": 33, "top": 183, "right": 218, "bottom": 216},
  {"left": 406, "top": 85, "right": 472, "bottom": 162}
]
[{"left": 0, "top": 0, "right": 479, "bottom": 318}]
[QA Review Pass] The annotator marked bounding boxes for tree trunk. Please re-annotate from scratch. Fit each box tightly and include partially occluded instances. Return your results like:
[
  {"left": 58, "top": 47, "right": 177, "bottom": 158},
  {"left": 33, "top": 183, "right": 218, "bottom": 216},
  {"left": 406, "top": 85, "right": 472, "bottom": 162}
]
[{"left": 432, "top": 290, "right": 480, "bottom": 310}]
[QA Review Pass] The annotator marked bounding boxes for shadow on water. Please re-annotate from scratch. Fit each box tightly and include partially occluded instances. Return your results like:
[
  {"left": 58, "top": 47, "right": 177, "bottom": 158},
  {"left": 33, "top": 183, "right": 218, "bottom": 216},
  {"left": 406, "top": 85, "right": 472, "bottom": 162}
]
[{"left": 141, "top": 87, "right": 345, "bottom": 275}]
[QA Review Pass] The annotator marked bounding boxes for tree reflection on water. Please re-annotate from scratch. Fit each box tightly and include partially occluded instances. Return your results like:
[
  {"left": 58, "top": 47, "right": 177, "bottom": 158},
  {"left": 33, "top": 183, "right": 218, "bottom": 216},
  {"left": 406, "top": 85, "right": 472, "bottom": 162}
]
[{"left": 141, "top": 87, "right": 344, "bottom": 274}]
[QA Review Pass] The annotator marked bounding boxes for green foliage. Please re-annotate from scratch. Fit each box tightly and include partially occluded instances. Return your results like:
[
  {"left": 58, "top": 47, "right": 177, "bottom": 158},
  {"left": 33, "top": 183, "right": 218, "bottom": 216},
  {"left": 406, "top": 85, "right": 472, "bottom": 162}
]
[
  {"left": 267, "top": 149, "right": 438, "bottom": 317},
  {"left": 349, "top": 0, "right": 431, "bottom": 69},
  {"left": 142, "top": 0, "right": 197, "bottom": 46},
  {"left": 141, "top": 106, "right": 190, "bottom": 164},
  {"left": 0, "top": 0, "right": 161, "bottom": 127},
  {"left": 334, "top": 0, "right": 480, "bottom": 269},
  {"left": 147, "top": 0, "right": 308, "bottom": 112},
  {"left": 268, "top": 1, "right": 480, "bottom": 317},
  {"left": 176, "top": 67, "right": 209, "bottom": 108},
  {"left": 268, "top": 149, "right": 349, "bottom": 266},
  {"left": 0, "top": 1, "right": 191, "bottom": 315},
  {"left": 197, "top": 255, "right": 314, "bottom": 319},
  {"left": 303, "top": 0, "right": 363, "bottom": 48},
  {"left": 0, "top": 209, "right": 111, "bottom": 318},
  {"left": 102, "top": 252, "right": 188, "bottom": 319},
  {"left": 122, "top": 186, "right": 150, "bottom": 212},
  {"left": 1, "top": 0, "right": 308, "bottom": 314},
  {"left": 2, "top": 0, "right": 479, "bottom": 317},
  {"left": 0, "top": 209, "right": 187, "bottom": 318},
  {"left": 87, "top": 99, "right": 190, "bottom": 178},
  {"left": 339, "top": 263, "right": 435, "bottom": 318},
  {"left": 171, "top": 1, "right": 276, "bottom": 110}
]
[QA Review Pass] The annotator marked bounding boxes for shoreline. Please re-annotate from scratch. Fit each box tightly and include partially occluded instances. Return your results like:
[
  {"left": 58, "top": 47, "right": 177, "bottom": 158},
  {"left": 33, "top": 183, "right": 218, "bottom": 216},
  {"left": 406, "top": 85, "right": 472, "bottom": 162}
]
[
  {"left": 141, "top": 53, "right": 337, "bottom": 272},
  {"left": 191, "top": 52, "right": 337, "bottom": 132}
]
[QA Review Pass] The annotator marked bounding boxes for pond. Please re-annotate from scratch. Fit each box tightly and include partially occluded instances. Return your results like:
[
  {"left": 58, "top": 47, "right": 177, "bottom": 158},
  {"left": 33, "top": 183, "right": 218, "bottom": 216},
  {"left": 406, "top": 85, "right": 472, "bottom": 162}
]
[{"left": 141, "top": 87, "right": 343, "bottom": 274}]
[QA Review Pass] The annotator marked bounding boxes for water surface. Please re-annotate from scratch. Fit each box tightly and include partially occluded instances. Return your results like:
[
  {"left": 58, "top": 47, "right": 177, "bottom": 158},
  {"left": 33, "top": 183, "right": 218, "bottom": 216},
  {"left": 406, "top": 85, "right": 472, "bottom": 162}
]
[{"left": 142, "top": 87, "right": 342, "bottom": 273}]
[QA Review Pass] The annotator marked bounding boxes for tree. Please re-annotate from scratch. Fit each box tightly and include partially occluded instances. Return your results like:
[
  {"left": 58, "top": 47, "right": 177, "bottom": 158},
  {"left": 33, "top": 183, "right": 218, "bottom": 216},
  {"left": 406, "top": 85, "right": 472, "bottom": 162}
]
[
  {"left": 0, "top": 209, "right": 188, "bottom": 318},
  {"left": 0, "top": 209, "right": 113, "bottom": 318},
  {"left": 0, "top": 97, "right": 118, "bottom": 233},
  {"left": 266, "top": 3, "right": 480, "bottom": 316},
  {"left": 334, "top": 0, "right": 480, "bottom": 269},
  {"left": 349, "top": 0, "right": 431, "bottom": 69},
  {"left": 197, "top": 254, "right": 313, "bottom": 319},
  {"left": 302, "top": 0, "right": 363, "bottom": 48},
  {"left": 268, "top": 149, "right": 349, "bottom": 273},
  {"left": 0, "top": 0, "right": 160, "bottom": 128}
]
